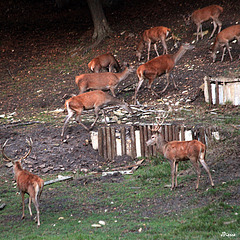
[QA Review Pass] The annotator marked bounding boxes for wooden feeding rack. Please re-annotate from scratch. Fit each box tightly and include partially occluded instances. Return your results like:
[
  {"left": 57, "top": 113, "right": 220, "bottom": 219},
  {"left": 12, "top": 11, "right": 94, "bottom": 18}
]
[
  {"left": 92, "top": 124, "right": 219, "bottom": 160},
  {"left": 204, "top": 76, "right": 240, "bottom": 105}
]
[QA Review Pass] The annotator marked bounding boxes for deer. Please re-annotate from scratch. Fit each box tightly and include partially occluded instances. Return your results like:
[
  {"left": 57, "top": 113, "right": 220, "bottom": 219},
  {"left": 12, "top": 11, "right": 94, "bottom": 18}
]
[
  {"left": 75, "top": 64, "right": 135, "bottom": 97},
  {"left": 61, "top": 90, "right": 133, "bottom": 138},
  {"left": 146, "top": 111, "right": 214, "bottom": 190},
  {"left": 88, "top": 53, "right": 121, "bottom": 73},
  {"left": 211, "top": 24, "right": 240, "bottom": 62},
  {"left": 184, "top": 5, "right": 223, "bottom": 41},
  {"left": 2, "top": 138, "right": 44, "bottom": 227},
  {"left": 136, "top": 26, "right": 171, "bottom": 61},
  {"left": 134, "top": 43, "right": 195, "bottom": 104}
]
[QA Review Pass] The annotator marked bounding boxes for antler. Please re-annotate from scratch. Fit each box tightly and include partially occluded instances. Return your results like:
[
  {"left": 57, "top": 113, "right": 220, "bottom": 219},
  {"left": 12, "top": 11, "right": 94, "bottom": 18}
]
[
  {"left": 152, "top": 110, "right": 169, "bottom": 132},
  {"left": 1, "top": 138, "right": 33, "bottom": 163},
  {"left": 2, "top": 139, "right": 13, "bottom": 162}
]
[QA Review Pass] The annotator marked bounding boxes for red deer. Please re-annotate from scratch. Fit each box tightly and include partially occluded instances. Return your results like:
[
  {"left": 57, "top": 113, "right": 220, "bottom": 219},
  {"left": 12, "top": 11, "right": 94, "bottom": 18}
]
[
  {"left": 61, "top": 90, "right": 133, "bottom": 138},
  {"left": 2, "top": 139, "right": 44, "bottom": 227},
  {"left": 136, "top": 26, "right": 171, "bottom": 61},
  {"left": 211, "top": 24, "right": 240, "bottom": 62},
  {"left": 146, "top": 112, "right": 214, "bottom": 190},
  {"left": 185, "top": 5, "right": 223, "bottom": 41},
  {"left": 75, "top": 64, "right": 135, "bottom": 97},
  {"left": 88, "top": 53, "right": 121, "bottom": 73},
  {"left": 134, "top": 43, "right": 195, "bottom": 104}
]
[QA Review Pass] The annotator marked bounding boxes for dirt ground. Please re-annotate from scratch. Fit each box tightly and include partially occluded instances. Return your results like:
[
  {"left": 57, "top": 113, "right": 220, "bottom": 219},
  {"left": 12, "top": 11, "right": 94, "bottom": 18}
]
[{"left": 0, "top": 0, "right": 239, "bottom": 214}]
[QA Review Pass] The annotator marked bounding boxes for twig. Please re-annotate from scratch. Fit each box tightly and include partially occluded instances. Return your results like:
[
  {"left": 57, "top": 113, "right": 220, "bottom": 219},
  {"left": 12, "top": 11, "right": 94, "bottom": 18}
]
[
  {"left": 0, "top": 121, "right": 42, "bottom": 129},
  {"left": 7, "top": 68, "right": 14, "bottom": 80}
]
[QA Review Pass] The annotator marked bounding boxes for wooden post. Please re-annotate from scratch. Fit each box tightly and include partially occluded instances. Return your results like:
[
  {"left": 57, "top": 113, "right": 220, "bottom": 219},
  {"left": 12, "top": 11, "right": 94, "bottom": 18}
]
[
  {"left": 172, "top": 124, "right": 176, "bottom": 141},
  {"left": 175, "top": 125, "right": 180, "bottom": 141},
  {"left": 199, "top": 127, "right": 205, "bottom": 144},
  {"left": 147, "top": 125, "right": 153, "bottom": 156},
  {"left": 207, "top": 79, "right": 212, "bottom": 105},
  {"left": 102, "top": 127, "right": 107, "bottom": 159},
  {"left": 98, "top": 128, "right": 103, "bottom": 157},
  {"left": 180, "top": 125, "right": 185, "bottom": 141},
  {"left": 139, "top": 126, "right": 145, "bottom": 157},
  {"left": 164, "top": 125, "right": 169, "bottom": 141},
  {"left": 150, "top": 125, "right": 157, "bottom": 156},
  {"left": 130, "top": 126, "right": 136, "bottom": 159},
  {"left": 106, "top": 127, "right": 112, "bottom": 160},
  {"left": 215, "top": 81, "right": 219, "bottom": 105},
  {"left": 143, "top": 125, "right": 148, "bottom": 157},
  {"left": 111, "top": 127, "right": 116, "bottom": 159},
  {"left": 120, "top": 127, "right": 126, "bottom": 156},
  {"left": 169, "top": 124, "right": 173, "bottom": 141}
]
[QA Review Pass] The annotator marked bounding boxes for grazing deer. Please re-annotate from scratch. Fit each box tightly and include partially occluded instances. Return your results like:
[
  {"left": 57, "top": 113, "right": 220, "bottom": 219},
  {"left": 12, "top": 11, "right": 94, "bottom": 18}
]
[
  {"left": 136, "top": 26, "right": 171, "bottom": 61},
  {"left": 134, "top": 43, "right": 195, "bottom": 104},
  {"left": 146, "top": 112, "right": 214, "bottom": 190},
  {"left": 2, "top": 139, "right": 44, "bottom": 227},
  {"left": 61, "top": 90, "right": 133, "bottom": 138},
  {"left": 75, "top": 64, "right": 135, "bottom": 97},
  {"left": 185, "top": 5, "right": 223, "bottom": 41},
  {"left": 211, "top": 24, "right": 240, "bottom": 62},
  {"left": 88, "top": 53, "right": 121, "bottom": 73}
]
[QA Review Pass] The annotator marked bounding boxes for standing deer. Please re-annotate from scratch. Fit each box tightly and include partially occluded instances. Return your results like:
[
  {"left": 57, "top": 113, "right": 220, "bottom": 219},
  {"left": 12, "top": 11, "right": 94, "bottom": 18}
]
[
  {"left": 185, "top": 5, "right": 223, "bottom": 41},
  {"left": 211, "top": 24, "right": 240, "bottom": 62},
  {"left": 146, "top": 112, "right": 214, "bottom": 190},
  {"left": 88, "top": 53, "right": 121, "bottom": 73},
  {"left": 2, "top": 138, "right": 44, "bottom": 227},
  {"left": 134, "top": 43, "right": 195, "bottom": 104},
  {"left": 136, "top": 26, "right": 171, "bottom": 61},
  {"left": 75, "top": 64, "right": 135, "bottom": 97},
  {"left": 61, "top": 90, "right": 133, "bottom": 138}
]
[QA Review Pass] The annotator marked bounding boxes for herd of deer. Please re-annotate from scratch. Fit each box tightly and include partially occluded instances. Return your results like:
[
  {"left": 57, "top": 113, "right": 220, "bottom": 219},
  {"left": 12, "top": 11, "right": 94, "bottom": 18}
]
[{"left": 2, "top": 4, "right": 239, "bottom": 227}]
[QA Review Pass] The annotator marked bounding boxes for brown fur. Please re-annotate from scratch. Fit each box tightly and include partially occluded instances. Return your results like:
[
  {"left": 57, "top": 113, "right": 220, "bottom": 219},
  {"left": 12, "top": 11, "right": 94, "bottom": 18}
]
[
  {"left": 134, "top": 43, "right": 195, "bottom": 104},
  {"left": 2, "top": 140, "right": 44, "bottom": 227},
  {"left": 136, "top": 26, "right": 171, "bottom": 61},
  {"left": 88, "top": 53, "right": 121, "bottom": 73},
  {"left": 146, "top": 133, "right": 214, "bottom": 190},
  {"left": 75, "top": 65, "right": 135, "bottom": 97},
  {"left": 211, "top": 25, "right": 240, "bottom": 62},
  {"left": 61, "top": 90, "right": 133, "bottom": 138},
  {"left": 191, "top": 5, "right": 223, "bottom": 41}
]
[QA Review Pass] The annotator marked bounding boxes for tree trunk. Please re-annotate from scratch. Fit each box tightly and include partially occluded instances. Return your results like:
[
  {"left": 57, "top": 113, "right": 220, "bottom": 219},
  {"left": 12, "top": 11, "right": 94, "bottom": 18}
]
[{"left": 87, "top": 0, "right": 112, "bottom": 42}]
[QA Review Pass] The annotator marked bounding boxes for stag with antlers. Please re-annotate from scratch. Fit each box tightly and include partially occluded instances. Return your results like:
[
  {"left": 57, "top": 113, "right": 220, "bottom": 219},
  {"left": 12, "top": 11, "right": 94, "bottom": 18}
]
[
  {"left": 146, "top": 111, "right": 214, "bottom": 190},
  {"left": 2, "top": 139, "right": 44, "bottom": 227}
]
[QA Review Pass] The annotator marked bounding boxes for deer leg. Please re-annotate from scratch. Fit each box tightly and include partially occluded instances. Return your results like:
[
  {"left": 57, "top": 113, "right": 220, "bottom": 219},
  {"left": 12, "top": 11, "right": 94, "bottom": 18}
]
[
  {"left": 147, "top": 41, "right": 151, "bottom": 61},
  {"left": 200, "top": 24, "right": 203, "bottom": 40},
  {"left": 174, "top": 162, "right": 179, "bottom": 188},
  {"left": 215, "top": 18, "right": 222, "bottom": 33},
  {"left": 161, "top": 38, "right": 168, "bottom": 54},
  {"left": 161, "top": 73, "right": 170, "bottom": 93},
  {"left": 209, "top": 21, "right": 217, "bottom": 39},
  {"left": 134, "top": 78, "right": 144, "bottom": 104},
  {"left": 61, "top": 109, "right": 74, "bottom": 137},
  {"left": 196, "top": 24, "right": 200, "bottom": 41},
  {"left": 221, "top": 46, "right": 227, "bottom": 62},
  {"left": 170, "top": 161, "right": 176, "bottom": 190},
  {"left": 199, "top": 159, "right": 214, "bottom": 187},
  {"left": 21, "top": 192, "right": 25, "bottom": 220},
  {"left": 110, "top": 87, "right": 116, "bottom": 97},
  {"left": 89, "top": 106, "right": 100, "bottom": 130},
  {"left": 28, "top": 197, "right": 33, "bottom": 217},
  {"left": 32, "top": 197, "right": 40, "bottom": 227},
  {"left": 153, "top": 43, "right": 159, "bottom": 56},
  {"left": 225, "top": 43, "right": 233, "bottom": 61},
  {"left": 191, "top": 159, "right": 200, "bottom": 190}
]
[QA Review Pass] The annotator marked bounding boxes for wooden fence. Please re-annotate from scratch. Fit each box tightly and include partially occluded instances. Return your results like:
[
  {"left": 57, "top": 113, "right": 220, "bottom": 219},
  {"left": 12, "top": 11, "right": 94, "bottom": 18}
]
[{"left": 94, "top": 124, "right": 219, "bottom": 160}]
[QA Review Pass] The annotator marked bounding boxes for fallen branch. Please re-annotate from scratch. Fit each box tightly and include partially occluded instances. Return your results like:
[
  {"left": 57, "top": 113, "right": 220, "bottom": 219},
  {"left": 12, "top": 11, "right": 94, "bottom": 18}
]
[
  {"left": 0, "top": 121, "right": 42, "bottom": 129},
  {"left": 44, "top": 176, "right": 73, "bottom": 186}
]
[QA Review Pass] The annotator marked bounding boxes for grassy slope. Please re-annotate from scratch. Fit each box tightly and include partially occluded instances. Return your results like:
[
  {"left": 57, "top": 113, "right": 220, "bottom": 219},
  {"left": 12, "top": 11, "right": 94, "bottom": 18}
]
[{"left": 1, "top": 156, "right": 239, "bottom": 240}]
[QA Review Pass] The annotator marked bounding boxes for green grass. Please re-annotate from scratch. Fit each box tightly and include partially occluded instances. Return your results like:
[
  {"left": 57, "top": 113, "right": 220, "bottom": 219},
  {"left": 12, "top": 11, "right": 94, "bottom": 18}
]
[{"left": 1, "top": 157, "right": 239, "bottom": 240}]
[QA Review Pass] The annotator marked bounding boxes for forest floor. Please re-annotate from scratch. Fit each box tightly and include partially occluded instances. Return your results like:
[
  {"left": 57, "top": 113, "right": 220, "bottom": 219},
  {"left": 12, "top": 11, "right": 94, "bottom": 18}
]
[{"left": 0, "top": 0, "right": 239, "bottom": 235}]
